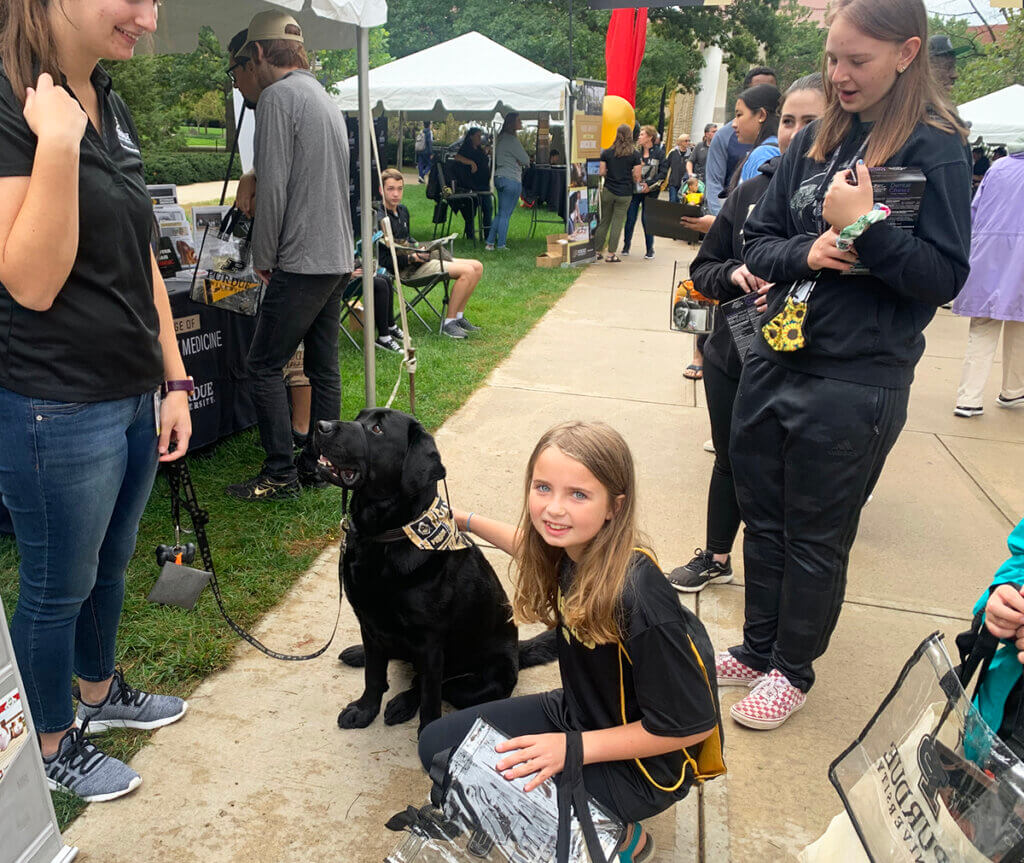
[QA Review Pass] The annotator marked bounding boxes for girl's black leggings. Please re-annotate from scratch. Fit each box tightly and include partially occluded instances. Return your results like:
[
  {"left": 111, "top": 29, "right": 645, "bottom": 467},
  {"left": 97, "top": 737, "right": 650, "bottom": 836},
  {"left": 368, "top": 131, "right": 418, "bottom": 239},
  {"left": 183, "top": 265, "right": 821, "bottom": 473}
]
[{"left": 418, "top": 692, "right": 683, "bottom": 823}]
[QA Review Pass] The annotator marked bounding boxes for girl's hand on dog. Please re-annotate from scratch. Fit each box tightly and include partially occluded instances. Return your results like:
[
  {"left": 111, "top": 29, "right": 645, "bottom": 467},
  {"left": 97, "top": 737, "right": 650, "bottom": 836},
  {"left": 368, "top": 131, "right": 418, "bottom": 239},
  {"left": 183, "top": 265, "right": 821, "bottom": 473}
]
[
  {"left": 159, "top": 391, "right": 192, "bottom": 462},
  {"left": 495, "top": 733, "right": 566, "bottom": 792}
]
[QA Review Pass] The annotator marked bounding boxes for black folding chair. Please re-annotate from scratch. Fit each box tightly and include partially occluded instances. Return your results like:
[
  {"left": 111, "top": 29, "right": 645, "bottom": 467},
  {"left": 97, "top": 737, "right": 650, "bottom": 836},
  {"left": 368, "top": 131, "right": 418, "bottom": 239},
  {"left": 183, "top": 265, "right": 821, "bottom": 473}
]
[{"left": 338, "top": 276, "right": 367, "bottom": 350}]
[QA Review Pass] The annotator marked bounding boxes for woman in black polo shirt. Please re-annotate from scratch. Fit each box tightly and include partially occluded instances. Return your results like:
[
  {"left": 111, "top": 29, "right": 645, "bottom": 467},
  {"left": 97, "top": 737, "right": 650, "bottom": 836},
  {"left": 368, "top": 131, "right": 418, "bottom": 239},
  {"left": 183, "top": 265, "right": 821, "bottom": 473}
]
[
  {"left": 0, "top": 0, "right": 192, "bottom": 801},
  {"left": 593, "top": 124, "right": 642, "bottom": 263}
]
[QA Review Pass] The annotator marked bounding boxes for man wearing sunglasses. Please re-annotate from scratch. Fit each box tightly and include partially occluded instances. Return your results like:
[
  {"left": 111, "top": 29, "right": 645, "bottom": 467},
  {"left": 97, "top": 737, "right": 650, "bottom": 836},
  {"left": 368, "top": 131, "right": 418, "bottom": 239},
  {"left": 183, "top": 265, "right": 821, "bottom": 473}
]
[{"left": 223, "top": 12, "right": 354, "bottom": 502}]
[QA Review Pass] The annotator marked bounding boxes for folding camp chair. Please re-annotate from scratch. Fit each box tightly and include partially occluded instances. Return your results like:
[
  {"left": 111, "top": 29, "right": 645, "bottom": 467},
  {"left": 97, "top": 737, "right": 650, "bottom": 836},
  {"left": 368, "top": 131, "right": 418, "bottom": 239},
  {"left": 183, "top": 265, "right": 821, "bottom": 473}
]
[
  {"left": 389, "top": 236, "right": 456, "bottom": 334},
  {"left": 338, "top": 230, "right": 385, "bottom": 351}
]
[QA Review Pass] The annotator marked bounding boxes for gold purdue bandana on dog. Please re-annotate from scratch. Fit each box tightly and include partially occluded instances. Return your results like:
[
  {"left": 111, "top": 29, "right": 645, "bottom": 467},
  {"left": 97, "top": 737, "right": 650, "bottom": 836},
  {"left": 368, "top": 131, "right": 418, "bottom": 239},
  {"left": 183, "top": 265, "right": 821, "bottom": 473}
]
[{"left": 402, "top": 497, "right": 473, "bottom": 552}]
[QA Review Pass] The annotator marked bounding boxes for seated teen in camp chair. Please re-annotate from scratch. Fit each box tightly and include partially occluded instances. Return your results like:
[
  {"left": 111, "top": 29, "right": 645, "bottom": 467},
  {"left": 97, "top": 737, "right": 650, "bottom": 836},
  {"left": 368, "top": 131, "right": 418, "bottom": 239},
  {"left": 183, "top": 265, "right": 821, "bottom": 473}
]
[
  {"left": 378, "top": 168, "right": 483, "bottom": 341},
  {"left": 977, "top": 516, "right": 1024, "bottom": 759}
]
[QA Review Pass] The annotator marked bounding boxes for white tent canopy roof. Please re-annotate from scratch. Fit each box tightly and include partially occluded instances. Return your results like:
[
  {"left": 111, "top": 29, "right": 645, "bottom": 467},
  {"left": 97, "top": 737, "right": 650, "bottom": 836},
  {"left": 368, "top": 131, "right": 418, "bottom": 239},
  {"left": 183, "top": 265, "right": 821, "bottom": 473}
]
[
  {"left": 958, "top": 85, "right": 1024, "bottom": 147},
  {"left": 331, "top": 31, "right": 568, "bottom": 120},
  {"left": 147, "top": 0, "right": 387, "bottom": 54}
]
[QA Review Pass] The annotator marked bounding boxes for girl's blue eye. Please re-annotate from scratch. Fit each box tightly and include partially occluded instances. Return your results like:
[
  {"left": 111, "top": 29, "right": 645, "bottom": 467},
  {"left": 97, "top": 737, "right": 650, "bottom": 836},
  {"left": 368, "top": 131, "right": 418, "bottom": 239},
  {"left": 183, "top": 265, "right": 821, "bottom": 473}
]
[
  {"left": 534, "top": 483, "right": 550, "bottom": 493},
  {"left": 572, "top": 490, "right": 587, "bottom": 500}
]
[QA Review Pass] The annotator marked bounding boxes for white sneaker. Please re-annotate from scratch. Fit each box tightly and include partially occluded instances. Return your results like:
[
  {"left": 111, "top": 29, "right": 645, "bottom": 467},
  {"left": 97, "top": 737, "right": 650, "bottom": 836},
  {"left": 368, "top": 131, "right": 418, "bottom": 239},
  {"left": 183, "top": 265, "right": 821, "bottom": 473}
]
[{"left": 702, "top": 439, "right": 715, "bottom": 453}]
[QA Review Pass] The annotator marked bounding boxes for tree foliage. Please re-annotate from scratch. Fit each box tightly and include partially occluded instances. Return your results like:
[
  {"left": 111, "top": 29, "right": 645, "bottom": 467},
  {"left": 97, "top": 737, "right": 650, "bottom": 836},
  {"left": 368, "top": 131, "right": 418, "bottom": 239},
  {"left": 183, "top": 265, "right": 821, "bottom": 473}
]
[
  {"left": 106, "top": 26, "right": 229, "bottom": 150},
  {"left": 949, "top": 11, "right": 1024, "bottom": 104}
]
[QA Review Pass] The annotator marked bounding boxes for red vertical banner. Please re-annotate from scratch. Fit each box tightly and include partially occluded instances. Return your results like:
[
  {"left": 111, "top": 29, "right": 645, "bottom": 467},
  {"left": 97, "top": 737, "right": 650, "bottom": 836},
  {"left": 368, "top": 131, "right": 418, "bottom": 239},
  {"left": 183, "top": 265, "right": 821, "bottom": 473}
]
[{"left": 604, "top": 7, "right": 648, "bottom": 107}]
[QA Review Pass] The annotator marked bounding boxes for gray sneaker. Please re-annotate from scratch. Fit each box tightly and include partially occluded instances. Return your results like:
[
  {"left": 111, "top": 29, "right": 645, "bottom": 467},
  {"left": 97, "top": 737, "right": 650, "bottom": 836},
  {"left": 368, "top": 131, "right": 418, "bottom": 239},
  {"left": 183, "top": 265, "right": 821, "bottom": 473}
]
[
  {"left": 667, "top": 549, "right": 734, "bottom": 593},
  {"left": 76, "top": 669, "right": 188, "bottom": 733},
  {"left": 441, "top": 320, "right": 467, "bottom": 339},
  {"left": 454, "top": 316, "right": 480, "bottom": 332},
  {"left": 44, "top": 722, "right": 141, "bottom": 802}
]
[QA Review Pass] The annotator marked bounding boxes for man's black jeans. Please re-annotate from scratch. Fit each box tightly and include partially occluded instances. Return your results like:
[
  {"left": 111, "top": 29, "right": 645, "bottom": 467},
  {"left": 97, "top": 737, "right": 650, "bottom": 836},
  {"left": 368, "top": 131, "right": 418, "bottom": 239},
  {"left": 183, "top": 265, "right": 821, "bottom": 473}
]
[
  {"left": 728, "top": 355, "right": 908, "bottom": 692},
  {"left": 246, "top": 270, "right": 348, "bottom": 479}
]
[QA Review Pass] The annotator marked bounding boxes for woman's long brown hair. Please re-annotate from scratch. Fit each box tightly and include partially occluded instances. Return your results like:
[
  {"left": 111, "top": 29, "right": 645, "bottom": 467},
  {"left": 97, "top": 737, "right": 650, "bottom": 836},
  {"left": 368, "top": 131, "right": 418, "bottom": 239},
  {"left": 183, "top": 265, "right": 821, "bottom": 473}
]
[
  {"left": 611, "top": 123, "right": 634, "bottom": 158},
  {"left": 0, "top": 0, "right": 62, "bottom": 103},
  {"left": 512, "top": 421, "right": 649, "bottom": 646},
  {"left": 809, "top": 0, "right": 967, "bottom": 165}
]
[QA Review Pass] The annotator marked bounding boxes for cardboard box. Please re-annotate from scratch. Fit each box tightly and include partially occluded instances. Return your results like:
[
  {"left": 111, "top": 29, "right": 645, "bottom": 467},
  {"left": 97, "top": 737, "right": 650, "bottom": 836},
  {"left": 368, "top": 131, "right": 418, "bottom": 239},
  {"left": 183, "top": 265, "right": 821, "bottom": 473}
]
[
  {"left": 545, "top": 233, "right": 569, "bottom": 261},
  {"left": 536, "top": 254, "right": 562, "bottom": 269}
]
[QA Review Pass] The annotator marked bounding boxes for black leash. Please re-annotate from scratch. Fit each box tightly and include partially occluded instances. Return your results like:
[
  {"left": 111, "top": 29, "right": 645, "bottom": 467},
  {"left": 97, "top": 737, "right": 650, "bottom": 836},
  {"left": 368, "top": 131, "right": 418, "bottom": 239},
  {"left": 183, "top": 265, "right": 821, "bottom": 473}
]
[{"left": 165, "top": 459, "right": 342, "bottom": 662}]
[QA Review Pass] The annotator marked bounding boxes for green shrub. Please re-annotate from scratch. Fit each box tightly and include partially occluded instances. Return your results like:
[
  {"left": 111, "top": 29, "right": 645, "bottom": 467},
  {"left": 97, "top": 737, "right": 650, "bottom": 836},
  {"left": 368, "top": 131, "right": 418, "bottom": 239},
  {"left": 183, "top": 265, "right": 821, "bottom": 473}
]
[{"left": 142, "top": 151, "right": 243, "bottom": 185}]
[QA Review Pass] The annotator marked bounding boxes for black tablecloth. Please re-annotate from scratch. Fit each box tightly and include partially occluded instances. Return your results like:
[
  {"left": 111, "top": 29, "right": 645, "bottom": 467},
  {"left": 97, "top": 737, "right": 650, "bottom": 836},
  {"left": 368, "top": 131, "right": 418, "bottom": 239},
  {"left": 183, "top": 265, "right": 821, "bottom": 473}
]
[
  {"left": 0, "top": 279, "right": 257, "bottom": 536},
  {"left": 166, "top": 275, "right": 258, "bottom": 451},
  {"left": 522, "top": 165, "right": 568, "bottom": 219}
]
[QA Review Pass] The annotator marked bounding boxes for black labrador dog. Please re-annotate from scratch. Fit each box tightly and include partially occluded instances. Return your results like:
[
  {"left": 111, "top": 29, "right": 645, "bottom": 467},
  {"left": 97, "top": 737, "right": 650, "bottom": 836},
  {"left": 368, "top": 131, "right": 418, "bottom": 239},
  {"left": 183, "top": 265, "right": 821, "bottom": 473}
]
[{"left": 315, "top": 408, "right": 554, "bottom": 733}]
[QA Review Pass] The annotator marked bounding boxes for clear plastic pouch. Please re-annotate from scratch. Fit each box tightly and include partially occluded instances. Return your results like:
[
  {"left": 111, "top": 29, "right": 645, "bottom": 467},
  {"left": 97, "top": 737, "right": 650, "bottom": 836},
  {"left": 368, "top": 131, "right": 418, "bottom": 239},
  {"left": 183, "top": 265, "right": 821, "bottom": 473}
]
[
  {"left": 189, "top": 206, "right": 264, "bottom": 316},
  {"left": 825, "top": 633, "right": 1024, "bottom": 862},
  {"left": 385, "top": 718, "right": 625, "bottom": 863}
]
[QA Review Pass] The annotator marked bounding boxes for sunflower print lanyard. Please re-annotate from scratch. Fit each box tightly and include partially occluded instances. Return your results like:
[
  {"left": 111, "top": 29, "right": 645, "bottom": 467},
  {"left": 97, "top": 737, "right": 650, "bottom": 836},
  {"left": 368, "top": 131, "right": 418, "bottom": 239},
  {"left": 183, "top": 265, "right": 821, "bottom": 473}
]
[{"left": 762, "top": 134, "right": 870, "bottom": 353}]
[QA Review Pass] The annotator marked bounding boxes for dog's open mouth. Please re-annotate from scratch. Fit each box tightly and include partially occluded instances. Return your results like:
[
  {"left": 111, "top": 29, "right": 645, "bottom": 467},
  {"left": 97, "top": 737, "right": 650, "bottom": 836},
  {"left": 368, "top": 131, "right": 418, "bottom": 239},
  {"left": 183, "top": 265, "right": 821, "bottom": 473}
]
[{"left": 318, "top": 455, "right": 361, "bottom": 488}]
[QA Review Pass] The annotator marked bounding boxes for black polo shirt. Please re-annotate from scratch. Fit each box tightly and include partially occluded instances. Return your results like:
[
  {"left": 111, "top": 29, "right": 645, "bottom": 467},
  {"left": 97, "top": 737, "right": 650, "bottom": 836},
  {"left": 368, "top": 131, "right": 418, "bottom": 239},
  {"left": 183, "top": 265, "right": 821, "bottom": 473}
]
[{"left": 0, "top": 62, "right": 162, "bottom": 402}]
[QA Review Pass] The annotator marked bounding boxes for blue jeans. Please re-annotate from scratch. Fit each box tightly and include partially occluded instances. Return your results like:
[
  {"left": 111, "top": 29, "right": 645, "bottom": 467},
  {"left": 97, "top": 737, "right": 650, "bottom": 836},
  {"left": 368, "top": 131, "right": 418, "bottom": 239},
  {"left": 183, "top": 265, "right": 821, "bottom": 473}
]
[
  {"left": 487, "top": 176, "right": 521, "bottom": 248},
  {"left": 0, "top": 387, "right": 159, "bottom": 733},
  {"left": 417, "top": 151, "right": 431, "bottom": 180},
  {"left": 622, "top": 193, "right": 655, "bottom": 256},
  {"left": 667, "top": 185, "right": 680, "bottom": 203}
]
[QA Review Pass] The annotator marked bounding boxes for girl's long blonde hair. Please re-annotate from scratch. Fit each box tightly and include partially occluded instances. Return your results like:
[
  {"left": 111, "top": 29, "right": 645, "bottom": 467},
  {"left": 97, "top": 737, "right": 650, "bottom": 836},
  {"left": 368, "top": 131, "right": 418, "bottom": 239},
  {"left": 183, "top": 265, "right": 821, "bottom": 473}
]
[
  {"left": 808, "top": 0, "right": 967, "bottom": 166},
  {"left": 513, "top": 421, "right": 648, "bottom": 645}
]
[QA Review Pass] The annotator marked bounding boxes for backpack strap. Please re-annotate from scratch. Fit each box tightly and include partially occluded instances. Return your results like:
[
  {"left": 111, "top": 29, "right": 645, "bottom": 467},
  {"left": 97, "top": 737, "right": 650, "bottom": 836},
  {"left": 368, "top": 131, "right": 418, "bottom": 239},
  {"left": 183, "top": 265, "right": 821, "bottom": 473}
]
[{"left": 556, "top": 730, "right": 610, "bottom": 863}]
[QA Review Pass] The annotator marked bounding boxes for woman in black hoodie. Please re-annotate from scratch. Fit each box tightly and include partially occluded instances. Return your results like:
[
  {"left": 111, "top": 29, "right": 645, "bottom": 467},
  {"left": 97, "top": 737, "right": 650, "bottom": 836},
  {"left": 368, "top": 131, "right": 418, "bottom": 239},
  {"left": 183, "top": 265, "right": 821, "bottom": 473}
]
[
  {"left": 668, "top": 75, "right": 826, "bottom": 596},
  {"left": 721, "top": 0, "right": 971, "bottom": 731}
]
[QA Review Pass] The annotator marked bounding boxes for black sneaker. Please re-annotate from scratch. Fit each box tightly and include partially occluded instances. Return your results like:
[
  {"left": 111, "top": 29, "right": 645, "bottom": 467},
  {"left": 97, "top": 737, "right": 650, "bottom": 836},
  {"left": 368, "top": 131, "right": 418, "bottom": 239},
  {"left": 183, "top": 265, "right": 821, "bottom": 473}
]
[
  {"left": 388, "top": 324, "right": 404, "bottom": 341},
  {"left": 997, "top": 393, "right": 1024, "bottom": 410},
  {"left": 667, "top": 549, "right": 733, "bottom": 593},
  {"left": 454, "top": 316, "right": 480, "bottom": 332},
  {"left": 296, "top": 456, "right": 327, "bottom": 490},
  {"left": 953, "top": 405, "right": 983, "bottom": 418},
  {"left": 375, "top": 334, "right": 403, "bottom": 353},
  {"left": 226, "top": 474, "right": 301, "bottom": 501}
]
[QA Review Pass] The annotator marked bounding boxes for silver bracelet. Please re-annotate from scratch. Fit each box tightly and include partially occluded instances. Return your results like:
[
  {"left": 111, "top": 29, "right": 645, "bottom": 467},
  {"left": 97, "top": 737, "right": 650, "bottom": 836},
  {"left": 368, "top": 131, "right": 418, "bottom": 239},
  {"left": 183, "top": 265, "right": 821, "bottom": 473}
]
[{"left": 466, "top": 512, "right": 475, "bottom": 532}]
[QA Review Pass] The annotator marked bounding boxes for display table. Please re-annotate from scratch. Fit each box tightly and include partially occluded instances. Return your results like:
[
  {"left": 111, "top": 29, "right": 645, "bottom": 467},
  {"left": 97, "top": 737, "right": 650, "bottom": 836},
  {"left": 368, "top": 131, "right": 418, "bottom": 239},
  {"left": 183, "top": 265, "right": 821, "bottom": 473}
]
[
  {"left": 165, "top": 274, "right": 258, "bottom": 451},
  {"left": 522, "top": 164, "right": 567, "bottom": 218},
  {"left": 0, "top": 276, "right": 256, "bottom": 536}
]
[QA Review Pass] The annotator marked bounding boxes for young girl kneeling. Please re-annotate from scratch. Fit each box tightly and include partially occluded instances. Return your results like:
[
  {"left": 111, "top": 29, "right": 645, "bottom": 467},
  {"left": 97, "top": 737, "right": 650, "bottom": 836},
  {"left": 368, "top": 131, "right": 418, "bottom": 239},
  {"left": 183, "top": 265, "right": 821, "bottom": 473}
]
[{"left": 418, "top": 421, "right": 724, "bottom": 861}]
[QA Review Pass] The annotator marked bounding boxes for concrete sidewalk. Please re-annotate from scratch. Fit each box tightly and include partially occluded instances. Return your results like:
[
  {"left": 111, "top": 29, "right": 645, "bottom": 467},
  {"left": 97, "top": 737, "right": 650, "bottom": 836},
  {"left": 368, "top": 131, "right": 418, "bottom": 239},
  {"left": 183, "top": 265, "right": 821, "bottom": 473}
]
[{"left": 64, "top": 245, "right": 1023, "bottom": 861}]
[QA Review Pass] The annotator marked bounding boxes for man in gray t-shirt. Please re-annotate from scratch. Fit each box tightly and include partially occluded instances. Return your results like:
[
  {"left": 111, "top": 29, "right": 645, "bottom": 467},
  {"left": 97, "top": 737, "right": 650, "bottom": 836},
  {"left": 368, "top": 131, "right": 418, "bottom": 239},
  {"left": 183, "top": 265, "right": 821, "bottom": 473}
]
[{"left": 225, "top": 11, "right": 355, "bottom": 502}]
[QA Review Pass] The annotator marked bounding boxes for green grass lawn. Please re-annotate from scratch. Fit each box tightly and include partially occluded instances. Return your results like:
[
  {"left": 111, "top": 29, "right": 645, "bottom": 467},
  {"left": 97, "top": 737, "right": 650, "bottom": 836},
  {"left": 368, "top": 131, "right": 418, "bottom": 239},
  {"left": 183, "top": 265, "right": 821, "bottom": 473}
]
[
  {"left": 180, "top": 126, "right": 227, "bottom": 149},
  {"left": 0, "top": 183, "right": 579, "bottom": 827}
]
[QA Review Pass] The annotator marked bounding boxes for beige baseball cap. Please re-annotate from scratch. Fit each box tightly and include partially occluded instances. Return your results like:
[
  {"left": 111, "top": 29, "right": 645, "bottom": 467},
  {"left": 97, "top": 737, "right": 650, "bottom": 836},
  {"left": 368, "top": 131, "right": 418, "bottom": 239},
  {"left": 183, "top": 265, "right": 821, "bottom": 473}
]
[{"left": 237, "top": 10, "right": 303, "bottom": 58}]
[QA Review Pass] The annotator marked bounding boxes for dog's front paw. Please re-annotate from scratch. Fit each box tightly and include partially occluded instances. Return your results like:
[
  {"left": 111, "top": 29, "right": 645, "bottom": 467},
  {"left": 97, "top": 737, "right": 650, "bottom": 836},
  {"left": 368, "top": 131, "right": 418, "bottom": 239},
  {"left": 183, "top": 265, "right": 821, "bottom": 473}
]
[
  {"left": 337, "top": 700, "right": 379, "bottom": 729},
  {"left": 383, "top": 689, "right": 420, "bottom": 726}
]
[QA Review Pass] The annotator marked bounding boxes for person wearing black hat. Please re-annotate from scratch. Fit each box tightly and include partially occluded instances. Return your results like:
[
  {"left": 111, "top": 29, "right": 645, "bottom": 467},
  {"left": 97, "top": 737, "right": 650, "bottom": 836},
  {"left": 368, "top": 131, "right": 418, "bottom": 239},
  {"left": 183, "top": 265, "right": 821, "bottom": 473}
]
[
  {"left": 224, "top": 11, "right": 354, "bottom": 502},
  {"left": 928, "top": 34, "right": 959, "bottom": 92}
]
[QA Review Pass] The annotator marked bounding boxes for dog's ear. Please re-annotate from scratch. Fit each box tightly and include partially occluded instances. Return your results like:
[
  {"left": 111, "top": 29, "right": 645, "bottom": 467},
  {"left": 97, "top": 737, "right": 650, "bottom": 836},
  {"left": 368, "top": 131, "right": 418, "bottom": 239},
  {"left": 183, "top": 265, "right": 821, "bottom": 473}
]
[{"left": 401, "top": 420, "right": 446, "bottom": 497}]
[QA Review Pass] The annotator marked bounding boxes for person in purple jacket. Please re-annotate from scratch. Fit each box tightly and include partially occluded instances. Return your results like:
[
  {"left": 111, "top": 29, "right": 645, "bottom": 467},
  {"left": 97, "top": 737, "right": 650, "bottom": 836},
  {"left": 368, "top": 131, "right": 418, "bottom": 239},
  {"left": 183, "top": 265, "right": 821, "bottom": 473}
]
[{"left": 952, "top": 150, "right": 1024, "bottom": 417}]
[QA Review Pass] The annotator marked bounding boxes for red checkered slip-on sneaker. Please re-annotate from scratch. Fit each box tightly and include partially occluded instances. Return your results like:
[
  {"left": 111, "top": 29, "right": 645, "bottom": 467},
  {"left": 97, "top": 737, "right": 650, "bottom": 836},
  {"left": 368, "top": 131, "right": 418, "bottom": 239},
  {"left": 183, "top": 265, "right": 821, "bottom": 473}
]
[
  {"left": 730, "top": 669, "right": 806, "bottom": 730},
  {"left": 715, "top": 651, "right": 766, "bottom": 688}
]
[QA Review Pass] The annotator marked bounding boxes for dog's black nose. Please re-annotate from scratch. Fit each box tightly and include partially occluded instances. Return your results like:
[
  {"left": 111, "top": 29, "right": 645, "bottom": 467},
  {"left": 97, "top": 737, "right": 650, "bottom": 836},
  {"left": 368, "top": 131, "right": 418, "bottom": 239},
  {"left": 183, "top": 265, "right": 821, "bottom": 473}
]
[{"left": 316, "top": 420, "right": 335, "bottom": 435}]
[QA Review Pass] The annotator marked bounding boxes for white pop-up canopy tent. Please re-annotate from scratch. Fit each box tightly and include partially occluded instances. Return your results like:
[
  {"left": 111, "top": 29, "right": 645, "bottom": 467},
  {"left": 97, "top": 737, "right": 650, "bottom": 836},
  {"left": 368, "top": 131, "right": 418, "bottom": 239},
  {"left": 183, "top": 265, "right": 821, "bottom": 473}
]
[
  {"left": 143, "top": 0, "right": 388, "bottom": 403},
  {"left": 958, "top": 85, "right": 1024, "bottom": 147},
  {"left": 331, "top": 31, "right": 569, "bottom": 120}
]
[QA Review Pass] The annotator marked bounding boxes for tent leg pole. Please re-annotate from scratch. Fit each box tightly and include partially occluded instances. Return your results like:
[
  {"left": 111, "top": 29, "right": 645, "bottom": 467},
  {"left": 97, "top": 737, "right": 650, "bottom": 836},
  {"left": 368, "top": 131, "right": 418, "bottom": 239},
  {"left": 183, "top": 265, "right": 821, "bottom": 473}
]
[
  {"left": 358, "top": 26, "right": 376, "bottom": 407},
  {"left": 397, "top": 110, "right": 404, "bottom": 169}
]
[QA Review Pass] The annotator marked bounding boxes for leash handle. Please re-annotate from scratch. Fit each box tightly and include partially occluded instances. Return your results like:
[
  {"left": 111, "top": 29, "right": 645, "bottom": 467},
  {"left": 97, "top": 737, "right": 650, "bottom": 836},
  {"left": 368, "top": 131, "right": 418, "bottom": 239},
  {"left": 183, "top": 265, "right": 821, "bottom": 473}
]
[{"left": 163, "top": 460, "right": 341, "bottom": 662}]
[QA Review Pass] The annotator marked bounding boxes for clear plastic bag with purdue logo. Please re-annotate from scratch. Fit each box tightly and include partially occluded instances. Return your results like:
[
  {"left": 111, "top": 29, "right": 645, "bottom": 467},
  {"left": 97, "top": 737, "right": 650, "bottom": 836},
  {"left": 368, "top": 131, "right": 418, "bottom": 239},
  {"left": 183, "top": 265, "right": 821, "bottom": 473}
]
[
  {"left": 385, "top": 718, "right": 625, "bottom": 863},
  {"left": 802, "top": 633, "right": 1024, "bottom": 863},
  {"left": 190, "top": 205, "right": 265, "bottom": 316}
]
